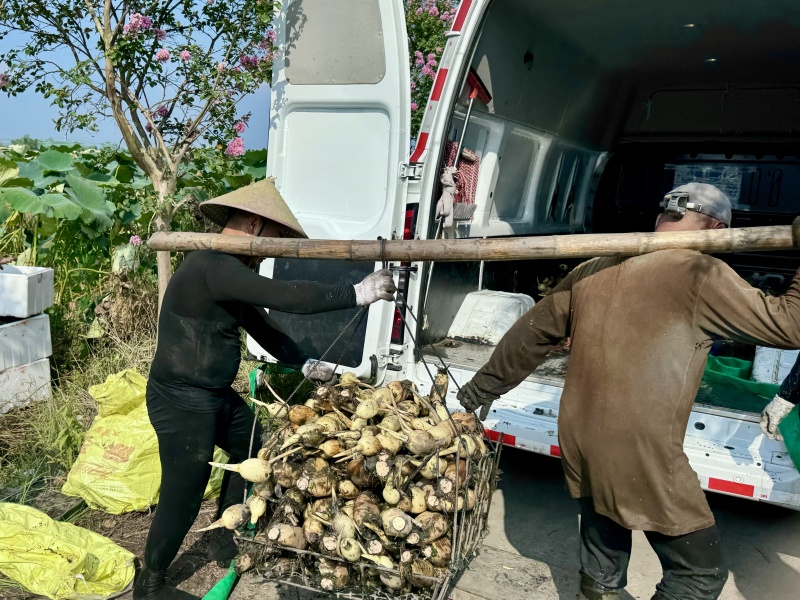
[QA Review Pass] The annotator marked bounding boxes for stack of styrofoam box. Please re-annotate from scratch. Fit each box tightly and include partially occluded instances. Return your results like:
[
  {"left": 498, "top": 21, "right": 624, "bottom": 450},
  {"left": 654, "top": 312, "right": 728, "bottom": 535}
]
[{"left": 0, "top": 266, "right": 54, "bottom": 414}]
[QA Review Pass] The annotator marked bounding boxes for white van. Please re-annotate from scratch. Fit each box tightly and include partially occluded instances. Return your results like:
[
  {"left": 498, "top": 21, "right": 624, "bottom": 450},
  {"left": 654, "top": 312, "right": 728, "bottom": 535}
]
[{"left": 248, "top": 0, "right": 800, "bottom": 511}]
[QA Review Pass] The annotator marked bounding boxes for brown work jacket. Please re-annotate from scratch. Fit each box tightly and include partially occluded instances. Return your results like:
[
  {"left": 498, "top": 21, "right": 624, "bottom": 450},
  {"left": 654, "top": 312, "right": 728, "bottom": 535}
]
[{"left": 472, "top": 249, "right": 800, "bottom": 535}]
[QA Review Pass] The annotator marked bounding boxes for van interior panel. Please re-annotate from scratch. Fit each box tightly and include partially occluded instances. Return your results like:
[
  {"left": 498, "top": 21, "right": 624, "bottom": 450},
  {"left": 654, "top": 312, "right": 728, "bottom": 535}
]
[{"left": 420, "top": 0, "right": 800, "bottom": 415}]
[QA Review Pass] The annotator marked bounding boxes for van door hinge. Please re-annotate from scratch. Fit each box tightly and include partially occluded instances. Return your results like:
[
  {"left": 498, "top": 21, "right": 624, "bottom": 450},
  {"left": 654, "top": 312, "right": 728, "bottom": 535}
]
[
  {"left": 379, "top": 349, "right": 404, "bottom": 371},
  {"left": 400, "top": 162, "right": 423, "bottom": 180}
]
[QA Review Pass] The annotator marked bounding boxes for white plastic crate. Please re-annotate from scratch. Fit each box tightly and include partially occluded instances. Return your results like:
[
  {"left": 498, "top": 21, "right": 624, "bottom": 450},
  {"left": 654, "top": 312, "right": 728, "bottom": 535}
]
[
  {"left": 0, "top": 314, "right": 52, "bottom": 371},
  {"left": 448, "top": 289, "right": 535, "bottom": 345},
  {"left": 752, "top": 347, "right": 800, "bottom": 385},
  {"left": 0, "top": 266, "right": 54, "bottom": 318},
  {"left": 0, "top": 357, "right": 52, "bottom": 414}
]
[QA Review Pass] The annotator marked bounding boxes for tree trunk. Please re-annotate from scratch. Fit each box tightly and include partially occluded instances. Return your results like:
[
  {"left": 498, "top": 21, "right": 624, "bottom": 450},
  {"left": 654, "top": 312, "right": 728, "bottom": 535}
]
[{"left": 154, "top": 177, "right": 178, "bottom": 311}]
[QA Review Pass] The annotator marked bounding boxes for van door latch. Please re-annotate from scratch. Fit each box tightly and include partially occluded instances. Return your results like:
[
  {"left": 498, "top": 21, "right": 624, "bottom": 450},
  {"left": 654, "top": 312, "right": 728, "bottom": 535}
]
[
  {"left": 400, "top": 162, "right": 423, "bottom": 180},
  {"left": 379, "top": 350, "right": 404, "bottom": 371}
]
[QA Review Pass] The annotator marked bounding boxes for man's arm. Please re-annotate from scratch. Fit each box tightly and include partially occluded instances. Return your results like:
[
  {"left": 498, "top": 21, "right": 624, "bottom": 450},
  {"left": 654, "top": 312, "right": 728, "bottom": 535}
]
[
  {"left": 471, "top": 273, "right": 574, "bottom": 397},
  {"left": 208, "top": 254, "right": 357, "bottom": 314},
  {"left": 0, "top": 256, "right": 13, "bottom": 269},
  {"left": 238, "top": 304, "right": 309, "bottom": 366},
  {"left": 695, "top": 259, "right": 800, "bottom": 349}
]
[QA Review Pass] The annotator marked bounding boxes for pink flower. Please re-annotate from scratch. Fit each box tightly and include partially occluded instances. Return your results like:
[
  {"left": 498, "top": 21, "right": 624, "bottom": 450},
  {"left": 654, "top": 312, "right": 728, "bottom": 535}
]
[
  {"left": 0, "top": 73, "right": 8, "bottom": 88},
  {"left": 410, "top": 80, "right": 416, "bottom": 90},
  {"left": 155, "top": 48, "right": 170, "bottom": 63},
  {"left": 421, "top": 65, "right": 435, "bottom": 78},
  {"left": 266, "top": 29, "right": 277, "bottom": 43},
  {"left": 153, "top": 28, "right": 167, "bottom": 41},
  {"left": 240, "top": 55, "right": 261, "bottom": 70},
  {"left": 156, "top": 106, "right": 168, "bottom": 117},
  {"left": 234, "top": 121, "right": 246, "bottom": 133},
  {"left": 436, "top": 47, "right": 443, "bottom": 53},
  {"left": 145, "top": 123, "right": 153, "bottom": 133},
  {"left": 427, "top": 53, "right": 436, "bottom": 61},
  {"left": 180, "top": 50, "right": 191, "bottom": 63},
  {"left": 411, "top": 102, "right": 419, "bottom": 111},
  {"left": 415, "top": 58, "right": 424, "bottom": 66},
  {"left": 129, "top": 235, "right": 142, "bottom": 246},
  {"left": 428, "top": 6, "right": 439, "bottom": 16},
  {"left": 225, "top": 137, "right": 245, "bottom": 157},
  {"left": 216, "top": 61, "right": 226, "bottom": 73},
  {"left": 123, "top": 13, "right": 152, "bottom": 38},
  {"left": 414, "top": 50, "right": 424, "bottom": 59},
  {"left": 416, "top": 7, "right": 423, "bottom": 15},
  {"left": 427, "top": 58, "right": 437, "bottom": 67}
]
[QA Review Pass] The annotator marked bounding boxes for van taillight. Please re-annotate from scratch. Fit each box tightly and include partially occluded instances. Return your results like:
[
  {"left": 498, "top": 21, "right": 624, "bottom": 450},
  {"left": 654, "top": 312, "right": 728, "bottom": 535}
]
[
  {"left": 391, "top": 205, "right": 418, "bottom": 345},
  {"left": 391, "top": 307, "right": 404, "bottom": 343}
]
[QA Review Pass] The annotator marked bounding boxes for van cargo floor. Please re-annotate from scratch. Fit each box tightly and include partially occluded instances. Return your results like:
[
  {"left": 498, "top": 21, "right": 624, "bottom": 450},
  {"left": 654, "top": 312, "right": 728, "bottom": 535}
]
[{"left": 422, "top": 339, "right": 569, "bottom": 387}]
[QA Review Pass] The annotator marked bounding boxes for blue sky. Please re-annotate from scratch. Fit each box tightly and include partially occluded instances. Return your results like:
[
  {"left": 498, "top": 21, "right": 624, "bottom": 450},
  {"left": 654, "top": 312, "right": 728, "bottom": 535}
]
[
  {"left": 0, "top": 33, "right": 271, "bottom": 150},
  {"left": 0, "top": 85, "right": 270, "bottom": 149}
]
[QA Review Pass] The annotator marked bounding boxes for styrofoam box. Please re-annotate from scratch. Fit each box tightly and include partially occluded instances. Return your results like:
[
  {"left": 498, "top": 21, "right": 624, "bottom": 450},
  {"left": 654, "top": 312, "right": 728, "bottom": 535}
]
[
  {"left": 752, "top": 347, "right": 800, "bottom": 385},
  {"left": 0, "top": 314, "right": 52, "bottom": 371},
  {"left": 448, "top": 290, "right": 535, "bottom": 345},
  {"left": 0, "top": 266, "right": 54, "bottom": 318},
  {"left": 0, "top": 357, "right": 52, "bottom": 414}
]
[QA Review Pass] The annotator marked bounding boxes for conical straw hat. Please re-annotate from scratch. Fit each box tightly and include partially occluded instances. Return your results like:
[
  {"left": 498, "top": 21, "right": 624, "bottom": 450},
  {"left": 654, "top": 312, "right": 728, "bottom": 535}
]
[{"left": 199, "top": 178, "right": 308, "bottom": 239}]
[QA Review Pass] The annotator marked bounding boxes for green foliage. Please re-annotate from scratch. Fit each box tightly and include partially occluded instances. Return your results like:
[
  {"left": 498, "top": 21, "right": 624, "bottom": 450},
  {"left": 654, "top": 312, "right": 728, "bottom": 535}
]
[
  {"left": 0, "top": 140, "right": 268, "bottom": 354},
  {"left": 405, "top": 1, "right": 457, "bottom": 137}
]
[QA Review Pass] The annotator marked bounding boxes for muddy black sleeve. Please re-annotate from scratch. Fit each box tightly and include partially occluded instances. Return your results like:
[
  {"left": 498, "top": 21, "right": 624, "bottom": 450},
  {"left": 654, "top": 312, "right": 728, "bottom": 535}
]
[
  {"left": 206, "top": 253, "right": 357, "bottom": 313},
  {"left": 779, "top": 356, "right": 800, "bottom": 404},
  {"left": 238, "top": 304, "right": 309, "bottom": 367}
]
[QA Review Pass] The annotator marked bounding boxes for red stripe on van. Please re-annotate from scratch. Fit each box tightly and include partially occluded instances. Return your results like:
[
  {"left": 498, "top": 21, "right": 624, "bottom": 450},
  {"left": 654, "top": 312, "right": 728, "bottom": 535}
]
[
  {"left": 431, "top": 68, "right": 448, "bottom": 102},
  {"left": 707, "top": 478, "right": 754, "bottom": 497},
  {"left": 550, "top": 445, "right": 561, "bottom": 457},
  {"left": 484, "top": 429, "right": 516, "bottom": 447},
  {"left": 409, "top": 132, "right": 429, "bottom": 162},
  {"left": 452, "top": 0, "right": 473, "bottom": 32}
]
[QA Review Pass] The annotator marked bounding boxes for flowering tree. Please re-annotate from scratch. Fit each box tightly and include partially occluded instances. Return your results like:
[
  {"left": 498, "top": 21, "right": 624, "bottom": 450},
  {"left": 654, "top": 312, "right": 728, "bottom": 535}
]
[
  {"left": 405, "top": 0, "right": 457, "bottom": 137},
  {"left": 0, "top": 0, "right": 278, "bottom": 301}
]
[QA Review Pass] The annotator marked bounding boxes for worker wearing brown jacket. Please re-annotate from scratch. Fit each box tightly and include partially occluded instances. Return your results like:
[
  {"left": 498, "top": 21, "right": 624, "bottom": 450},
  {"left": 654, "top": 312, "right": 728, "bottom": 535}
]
[{"left": 458, "top": 183, "right": 800, "bottom": 600}]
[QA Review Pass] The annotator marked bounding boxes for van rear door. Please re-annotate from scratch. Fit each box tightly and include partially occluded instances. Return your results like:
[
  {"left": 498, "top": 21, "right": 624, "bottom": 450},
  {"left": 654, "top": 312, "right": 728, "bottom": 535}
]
[{"left": 246, "top": 0, "right": 411, "bottom": 379}]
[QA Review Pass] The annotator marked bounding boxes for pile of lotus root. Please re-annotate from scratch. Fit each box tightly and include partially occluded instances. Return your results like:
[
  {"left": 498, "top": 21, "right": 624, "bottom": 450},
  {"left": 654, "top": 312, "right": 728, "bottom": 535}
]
[{"left": 198, "top": 370, "right": 491, "bottom": 594}]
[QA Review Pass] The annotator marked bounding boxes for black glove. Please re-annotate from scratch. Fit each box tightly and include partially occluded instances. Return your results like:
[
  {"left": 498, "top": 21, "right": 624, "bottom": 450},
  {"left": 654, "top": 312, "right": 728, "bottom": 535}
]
[{"left": 457, "top": 380, "right": 499, "bottom": 421}]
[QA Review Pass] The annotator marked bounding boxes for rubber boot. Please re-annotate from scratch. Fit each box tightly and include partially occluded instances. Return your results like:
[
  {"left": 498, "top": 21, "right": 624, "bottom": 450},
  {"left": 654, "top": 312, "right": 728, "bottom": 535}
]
[
  {"left": 205, "top": 527, "right": 238, "bottom": 567},
  {"left": 578, "top": 574, "right": 622, "bottom": 600},
  {"left": 132, "top": 568, "right": 200, "bottom": 600}
]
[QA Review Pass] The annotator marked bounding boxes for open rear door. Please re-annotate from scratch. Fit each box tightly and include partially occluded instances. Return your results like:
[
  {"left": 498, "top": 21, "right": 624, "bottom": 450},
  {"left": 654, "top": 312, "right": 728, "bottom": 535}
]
[{"left": 247, "top": 0, "right": 411, "bottom": 379}]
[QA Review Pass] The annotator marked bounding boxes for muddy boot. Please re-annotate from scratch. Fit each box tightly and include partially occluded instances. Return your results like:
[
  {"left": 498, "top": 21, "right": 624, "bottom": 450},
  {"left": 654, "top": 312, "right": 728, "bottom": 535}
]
[
  {"left": 205, "top": 527, "right": 238, "bottom": 567},
  {"left": 132, "top": 568, "right": 199, "bottom": 600},
  {"left": 578, "top": 574, "right": 621, "bottom": 600}
]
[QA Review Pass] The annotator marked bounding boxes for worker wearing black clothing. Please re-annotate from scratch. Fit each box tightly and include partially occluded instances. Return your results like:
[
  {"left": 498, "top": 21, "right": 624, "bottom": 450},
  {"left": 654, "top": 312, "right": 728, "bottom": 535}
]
[{"left": 134, "top": 179, "right": 396, "bottom": 600}]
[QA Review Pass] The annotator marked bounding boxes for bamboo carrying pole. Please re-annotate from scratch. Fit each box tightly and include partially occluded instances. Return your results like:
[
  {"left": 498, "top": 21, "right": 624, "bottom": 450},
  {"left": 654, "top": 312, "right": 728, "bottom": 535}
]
[{"left": 148, "top": 224, "right": 800, "bottom": 262}]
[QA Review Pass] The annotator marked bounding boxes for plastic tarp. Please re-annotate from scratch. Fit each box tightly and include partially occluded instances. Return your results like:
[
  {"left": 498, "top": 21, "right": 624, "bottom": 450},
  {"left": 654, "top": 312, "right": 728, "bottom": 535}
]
[
  {"left": 0, "top": 503, "right": 135, "bottom": 600},
  {"left": 62, "top": 369, "right": 227, "bottom": 514}
]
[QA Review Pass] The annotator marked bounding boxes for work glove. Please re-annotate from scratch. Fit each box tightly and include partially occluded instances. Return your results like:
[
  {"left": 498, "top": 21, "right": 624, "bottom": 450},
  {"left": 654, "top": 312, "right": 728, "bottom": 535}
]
[
  {"left": 760, "top": 395, "right": 794, "bottom": 441},
  {"left": 302, "top": 359, "right": 335, "bottom": 383},
  {"left": 353, "top": 269, "right": 397, "bottom": 306},
  {"left": 457, "top": 379, "right": 499, "bottom": 421}
]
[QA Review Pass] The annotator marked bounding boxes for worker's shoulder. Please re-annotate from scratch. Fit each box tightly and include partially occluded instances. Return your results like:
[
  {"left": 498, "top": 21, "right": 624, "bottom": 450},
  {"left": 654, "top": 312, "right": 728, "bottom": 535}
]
[{"left": 627, "top": 249, "right": 728, "bottom": 278}]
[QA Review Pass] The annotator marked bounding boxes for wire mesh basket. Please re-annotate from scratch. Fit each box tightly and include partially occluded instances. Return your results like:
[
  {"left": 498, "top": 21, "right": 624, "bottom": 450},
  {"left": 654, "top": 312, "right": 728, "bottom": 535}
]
[{"left": 235, "top": 432, "right": 503, "bottom": 600}]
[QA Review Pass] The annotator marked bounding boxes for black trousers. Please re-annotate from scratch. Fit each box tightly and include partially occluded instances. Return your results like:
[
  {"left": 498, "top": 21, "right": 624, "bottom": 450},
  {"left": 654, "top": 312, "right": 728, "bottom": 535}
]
[
  {"left": 579, "top": 498, "right": 728, "bottom": 600},
  {"left": 143, "top": 385, "right": 263, "bottom": 572}
]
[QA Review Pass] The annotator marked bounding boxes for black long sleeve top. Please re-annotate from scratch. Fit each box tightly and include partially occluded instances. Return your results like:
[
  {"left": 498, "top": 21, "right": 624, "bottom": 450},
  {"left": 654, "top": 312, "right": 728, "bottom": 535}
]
[{"left": 149, "top": 250, "right": 356, "bottom": 411}]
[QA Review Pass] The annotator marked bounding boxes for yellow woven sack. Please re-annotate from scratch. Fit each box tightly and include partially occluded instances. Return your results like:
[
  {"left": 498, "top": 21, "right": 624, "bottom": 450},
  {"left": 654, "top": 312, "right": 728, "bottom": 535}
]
[
  {"left": 62, "top": 369, "right": 227, "bottom": 514},
  {"left": 0, "top": 503, "right": 135, "bottom": 600}
]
